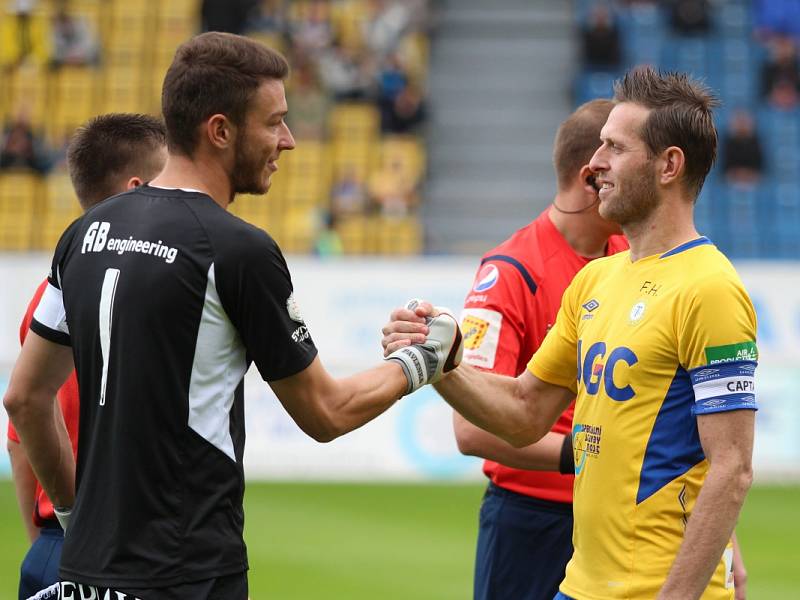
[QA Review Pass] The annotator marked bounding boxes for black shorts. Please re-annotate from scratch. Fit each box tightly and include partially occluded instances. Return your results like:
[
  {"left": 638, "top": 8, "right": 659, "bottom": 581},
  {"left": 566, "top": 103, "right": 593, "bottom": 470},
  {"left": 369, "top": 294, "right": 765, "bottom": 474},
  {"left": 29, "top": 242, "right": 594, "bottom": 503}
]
[
  {"left": 474, "top": 482, "right": 574, "bottom": 600},
  {"left": 49, "top": 572, "right": 248, "bottom": 600}
]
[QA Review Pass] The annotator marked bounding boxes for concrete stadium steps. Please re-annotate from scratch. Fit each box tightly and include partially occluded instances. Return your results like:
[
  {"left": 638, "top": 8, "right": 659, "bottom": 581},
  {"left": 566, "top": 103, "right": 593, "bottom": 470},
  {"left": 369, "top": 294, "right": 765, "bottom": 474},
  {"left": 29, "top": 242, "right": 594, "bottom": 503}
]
[{"left": 423, "top": 0, "right": 575, "bottom": 253}]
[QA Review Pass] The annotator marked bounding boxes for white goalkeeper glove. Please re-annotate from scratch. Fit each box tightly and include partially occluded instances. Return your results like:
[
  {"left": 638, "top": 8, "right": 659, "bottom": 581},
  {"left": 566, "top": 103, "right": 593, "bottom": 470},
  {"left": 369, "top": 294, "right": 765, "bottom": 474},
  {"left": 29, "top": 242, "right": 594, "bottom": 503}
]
[
  {"left": 386, "top": 299, "right": 463, "bottom": 395},
  {"left": 54, "top": 505, "right": 72, "bottom": 532}
]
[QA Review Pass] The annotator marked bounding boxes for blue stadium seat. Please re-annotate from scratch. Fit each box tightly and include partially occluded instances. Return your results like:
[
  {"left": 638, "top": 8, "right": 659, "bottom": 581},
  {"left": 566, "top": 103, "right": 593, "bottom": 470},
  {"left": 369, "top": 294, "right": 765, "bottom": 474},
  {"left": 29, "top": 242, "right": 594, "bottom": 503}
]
[{"left": 574, "top": 71, "right": 618, "bottom": 105}]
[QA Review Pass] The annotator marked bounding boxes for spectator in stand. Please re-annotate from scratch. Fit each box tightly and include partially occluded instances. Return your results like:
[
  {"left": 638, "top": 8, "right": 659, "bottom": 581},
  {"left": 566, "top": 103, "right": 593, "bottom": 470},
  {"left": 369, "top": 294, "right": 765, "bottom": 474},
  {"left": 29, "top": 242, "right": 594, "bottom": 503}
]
[
  {"left": 1, "top": 0, "right": 50, "bottom": 68},
  {"left": 377, "top": 53, "right": 409, "bottom": 129},
  {"left": 368, "top": 156, "right": 417, "bottom": 217},
  {"left": 363, "top": 0, "right": 412, "bottom": 58},
  {"left": 286, "top": 57, "right": 329, "bottom": 139},
  {"left": 313, "top": 212, "right": 344, "bottom": 257},
  {"left": 201, "top": 0, "right": 257, "bottom": 34},
  {"left": 245, "top": 0, "right": 287, "bottom": 35},
  {"left": 288, "top": 0, "right": 333, "bottom": 56},
  {"left": 762, "top": 35, "right": 800, "bottom": 108},
  {"left": 580, "top": 4, "right": 622, "bottom": 71},
  {"left": 665, "top": 0, "right": 712, "bottom": 35},
  {"left": 331, "top": 167, "right": 367, "bottom": 217},
  {"left": 0, "top": 110, "right": 53, "bottom": 174},
  {"left": 317, "top": 38, "right": 374, "bottom": 101},
  {"left": 382, "top": 84, "right": 426, "bottom": 134},
  {"left": 722, "top": 109, "right": 764, "bottom": 188},
  {"left": 50, "top": 0, "right": 99, "bottom": 68}
]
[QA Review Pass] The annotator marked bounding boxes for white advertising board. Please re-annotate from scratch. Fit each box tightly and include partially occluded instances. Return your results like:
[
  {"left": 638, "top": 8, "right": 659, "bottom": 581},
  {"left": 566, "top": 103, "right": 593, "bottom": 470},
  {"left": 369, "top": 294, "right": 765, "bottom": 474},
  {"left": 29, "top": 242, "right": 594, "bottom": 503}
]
[{"left": 0, "top": 254, "right": 798, "bottom": 480}]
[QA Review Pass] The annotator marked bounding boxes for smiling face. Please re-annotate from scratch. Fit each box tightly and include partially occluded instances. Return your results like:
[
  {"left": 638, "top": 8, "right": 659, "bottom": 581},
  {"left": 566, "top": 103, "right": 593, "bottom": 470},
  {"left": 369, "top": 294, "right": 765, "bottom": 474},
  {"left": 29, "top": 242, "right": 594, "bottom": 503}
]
[
  {"left": 231, "top": 79, "right": 296, "bottom": 195},
  {"left": 589, "top": 102, "right": 661, "bottom": 228}
]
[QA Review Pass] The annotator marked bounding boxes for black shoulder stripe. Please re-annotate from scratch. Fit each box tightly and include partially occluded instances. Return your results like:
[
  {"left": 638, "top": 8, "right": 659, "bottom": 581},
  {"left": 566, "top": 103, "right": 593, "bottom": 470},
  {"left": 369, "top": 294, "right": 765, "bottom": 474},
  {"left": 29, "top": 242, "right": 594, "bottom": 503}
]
[
  {"left": 30, "top": 318, "right": 71, "bottom": 347},
  {"left": 480, "top": 254, "right": 537, "bottom": 295}
]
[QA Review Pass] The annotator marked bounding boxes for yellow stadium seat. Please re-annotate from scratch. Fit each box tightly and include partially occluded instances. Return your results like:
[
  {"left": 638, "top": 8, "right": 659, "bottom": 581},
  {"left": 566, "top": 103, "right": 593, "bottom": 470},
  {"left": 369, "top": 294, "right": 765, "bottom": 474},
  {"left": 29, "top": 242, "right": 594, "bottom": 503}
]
[
  {"left": 282, "top": 207, "right": 315, "bottom": 253},
  {"left": 50, "top": 67, "right": 98, "bottom": 141},
  {"left": 331, "top": 139, "right": 374, "bottom": 182},
  {"left": 330, "top": 0, "right": 369, "bottom": 50},
  {"left": 336, "top": 214, "right": 373, "bottom": 254},
  {"left": 0, "top": 171, "right": 41, "bottom": 250},
  {"left": 376, "top": 216, "right": 422, "bottom": 255},
  {"left": 40, "top": 170, "right": 81, "bottom": 249},
  {"left": 379, "top": 135, "right": 425, "bottom": 184},
  {"left": 329, "top": 103, "right": 380, "bottom": 141},
  {"left": 0, "top": 11, "right": 51, "bottom": 68},
  {"left": 8, "top": 64, "right": 51, "bottom": 129},
  {"left": 100, "top": 66, "right": 145, "bottom": 113}
]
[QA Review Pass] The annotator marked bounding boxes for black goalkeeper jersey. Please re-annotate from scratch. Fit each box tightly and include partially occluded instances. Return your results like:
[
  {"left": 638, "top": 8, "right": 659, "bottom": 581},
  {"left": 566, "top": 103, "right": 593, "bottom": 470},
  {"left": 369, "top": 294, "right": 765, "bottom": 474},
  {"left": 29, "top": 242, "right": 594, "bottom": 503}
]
[{"left": 31, "top": 185, "right": 318, "bottom": 588}]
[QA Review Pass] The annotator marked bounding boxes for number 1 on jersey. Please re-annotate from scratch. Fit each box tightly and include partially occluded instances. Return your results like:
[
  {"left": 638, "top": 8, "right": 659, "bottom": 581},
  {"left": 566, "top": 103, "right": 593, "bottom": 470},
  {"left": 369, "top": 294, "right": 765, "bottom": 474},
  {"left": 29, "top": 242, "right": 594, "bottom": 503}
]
[{"left": 99, "top": 268, "right": 120, "bottom": 406}]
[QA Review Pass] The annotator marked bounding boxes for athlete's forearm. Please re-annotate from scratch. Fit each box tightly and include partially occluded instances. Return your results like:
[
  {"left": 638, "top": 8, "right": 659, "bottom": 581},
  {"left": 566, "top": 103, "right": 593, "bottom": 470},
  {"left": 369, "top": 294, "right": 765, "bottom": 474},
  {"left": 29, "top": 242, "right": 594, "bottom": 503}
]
[
  {"left": 657, "top": 460, "right": 752, "bottom": 600},
  {"left": 8, "top": 439, "right": 40, "bottom": 543},
  {"left": 5, "top": 392, "right": 75, "bottom": 509},
  {"left": 453, "top": 412, "right": 564, "bottom": 470},
  {"left": 326, "top": 362, "right": 407, "bottom": 438},
  {"left": 435, "top": 366, "right": 569, "bottom": 448}
]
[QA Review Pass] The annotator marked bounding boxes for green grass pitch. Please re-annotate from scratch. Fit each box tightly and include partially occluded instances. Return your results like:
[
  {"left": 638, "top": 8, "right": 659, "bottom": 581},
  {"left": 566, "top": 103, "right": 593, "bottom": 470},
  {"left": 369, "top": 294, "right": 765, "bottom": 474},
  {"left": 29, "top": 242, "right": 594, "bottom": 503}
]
[{"left": 0, "top": 482, "right": 796, "bottom": 599}]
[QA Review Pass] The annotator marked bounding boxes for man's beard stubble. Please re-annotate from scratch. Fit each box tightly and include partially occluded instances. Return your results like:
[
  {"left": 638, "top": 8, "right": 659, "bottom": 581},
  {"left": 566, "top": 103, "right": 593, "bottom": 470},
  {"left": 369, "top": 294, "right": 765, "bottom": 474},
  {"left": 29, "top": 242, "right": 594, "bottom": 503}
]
[
  {"left": 599, "top": 160, "right": 661, "bottom": 228},
  {"left": 230, "top": 132, "right": 269, "bottom": 198}
]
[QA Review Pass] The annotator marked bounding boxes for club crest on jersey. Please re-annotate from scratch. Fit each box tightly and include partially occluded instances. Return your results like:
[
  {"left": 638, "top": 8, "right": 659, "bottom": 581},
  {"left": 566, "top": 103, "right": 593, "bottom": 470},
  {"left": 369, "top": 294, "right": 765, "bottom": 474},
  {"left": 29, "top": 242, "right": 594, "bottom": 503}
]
[
  {"left": 473, "top": 264, "right": 499, "bottom": 292},
  {"left": 629, "top": 301, "right": 646, "bottom": 324},
  {"left": 286, "top": 293, "right": 304, "bottom": 323},
  {"left": 461, "top": 314, "right": 489, "bottom": 350}
]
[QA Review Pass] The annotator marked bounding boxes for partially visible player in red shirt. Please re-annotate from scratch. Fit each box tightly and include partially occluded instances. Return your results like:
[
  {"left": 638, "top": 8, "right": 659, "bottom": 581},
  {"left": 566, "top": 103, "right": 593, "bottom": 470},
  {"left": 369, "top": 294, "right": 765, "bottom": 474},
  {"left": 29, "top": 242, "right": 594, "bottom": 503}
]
[
  {"left": 456, "top": 100, "right": 627, "bottom": 600},
  {"left": 7, "top": 113, "right": 167, "bottom": 600}
]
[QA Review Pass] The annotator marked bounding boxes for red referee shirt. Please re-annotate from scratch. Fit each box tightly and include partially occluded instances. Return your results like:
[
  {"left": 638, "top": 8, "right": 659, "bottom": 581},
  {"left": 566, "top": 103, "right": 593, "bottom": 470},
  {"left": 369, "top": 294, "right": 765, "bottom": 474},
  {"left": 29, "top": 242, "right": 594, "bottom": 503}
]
[
  {"left": 461, "top": 209, "right": 628, "bottom": 503},
  {"left": 7, "top": 279, "right": 80, "bottom": 526}
]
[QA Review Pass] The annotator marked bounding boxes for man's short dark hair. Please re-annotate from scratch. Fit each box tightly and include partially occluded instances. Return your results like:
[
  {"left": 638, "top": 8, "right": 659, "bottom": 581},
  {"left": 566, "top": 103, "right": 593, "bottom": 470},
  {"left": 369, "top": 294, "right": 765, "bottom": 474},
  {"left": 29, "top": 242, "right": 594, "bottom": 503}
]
[
  {"left": 553, "top": 99, "right": 615, "bottom": 189},
  {"left": 614, "top": 66, "right": 719, "bottom": 198},
  {"left": 66, "top": 113, "right": 166, "bottom": 209},
  {"left": 161, "top": 32, "right": 290, "bottom": 157}
]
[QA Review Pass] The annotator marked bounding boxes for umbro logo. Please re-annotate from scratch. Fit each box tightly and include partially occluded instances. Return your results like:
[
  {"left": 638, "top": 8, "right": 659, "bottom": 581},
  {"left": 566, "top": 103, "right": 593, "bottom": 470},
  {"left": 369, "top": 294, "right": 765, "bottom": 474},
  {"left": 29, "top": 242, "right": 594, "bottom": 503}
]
[{"left": 582, "top": 299, "right": 600, "bottom": 312}]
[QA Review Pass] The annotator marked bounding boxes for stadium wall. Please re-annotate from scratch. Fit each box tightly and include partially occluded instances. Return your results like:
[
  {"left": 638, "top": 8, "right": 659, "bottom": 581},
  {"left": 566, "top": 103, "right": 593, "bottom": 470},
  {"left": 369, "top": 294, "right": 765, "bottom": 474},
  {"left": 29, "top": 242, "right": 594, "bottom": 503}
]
[{"left": 0, "top": 254, "right": 798, "bottom": 482}]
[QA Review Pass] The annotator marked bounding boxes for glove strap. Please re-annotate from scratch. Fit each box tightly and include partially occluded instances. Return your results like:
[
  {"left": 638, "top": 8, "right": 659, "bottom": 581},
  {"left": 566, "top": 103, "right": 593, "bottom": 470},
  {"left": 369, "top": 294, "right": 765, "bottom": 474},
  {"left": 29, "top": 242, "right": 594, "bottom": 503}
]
[{"left": 386, "top": 346, "right": 429, "bottom": 395}]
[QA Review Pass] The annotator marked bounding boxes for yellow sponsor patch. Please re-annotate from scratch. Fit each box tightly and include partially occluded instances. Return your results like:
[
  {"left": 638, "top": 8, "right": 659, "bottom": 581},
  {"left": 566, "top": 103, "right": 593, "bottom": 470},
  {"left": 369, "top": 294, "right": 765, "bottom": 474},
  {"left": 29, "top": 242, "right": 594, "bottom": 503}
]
[{"left": 462, "top": 315, "right": 489, "bottom": 350}]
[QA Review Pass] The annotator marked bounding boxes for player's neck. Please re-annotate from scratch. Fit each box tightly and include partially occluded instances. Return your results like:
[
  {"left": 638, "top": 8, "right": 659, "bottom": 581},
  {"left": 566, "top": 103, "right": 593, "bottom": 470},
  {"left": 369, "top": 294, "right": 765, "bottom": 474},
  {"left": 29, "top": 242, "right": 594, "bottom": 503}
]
[
  {"left": 150, "top": 153, "right": 233, "bottom": 209},
  {"left": 623, "top": 197, "right": 699, "bottom": 261},
  {"left": 548, "top": 200, "right": 611, "bottom": 259}
]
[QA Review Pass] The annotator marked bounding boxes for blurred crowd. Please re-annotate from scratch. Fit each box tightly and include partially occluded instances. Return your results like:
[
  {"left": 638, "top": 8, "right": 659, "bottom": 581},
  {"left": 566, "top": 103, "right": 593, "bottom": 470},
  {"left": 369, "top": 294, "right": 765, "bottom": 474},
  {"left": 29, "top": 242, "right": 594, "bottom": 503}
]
[{"left": 576, "top": 0, "right": 796, "bottom": 190}]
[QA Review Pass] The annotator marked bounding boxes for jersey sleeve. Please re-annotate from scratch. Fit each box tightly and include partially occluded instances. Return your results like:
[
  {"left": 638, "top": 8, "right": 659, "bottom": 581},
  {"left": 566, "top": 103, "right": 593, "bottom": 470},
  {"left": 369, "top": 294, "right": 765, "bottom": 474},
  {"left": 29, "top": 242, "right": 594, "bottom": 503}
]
[
  {"left": 678, "top": 273, "right": 758, "bottom": 415},
  {"left": 460, "top": 259, "right": 533, "bottom": 376},
  {"left": 526, "top": 271, "right": 582, "bottom": 393},
  {"left": 215, "top": 227, "right": 318, "bottom": 382},
  {"left": 30, "top": 221, "right": 81, "bottom": 347}
]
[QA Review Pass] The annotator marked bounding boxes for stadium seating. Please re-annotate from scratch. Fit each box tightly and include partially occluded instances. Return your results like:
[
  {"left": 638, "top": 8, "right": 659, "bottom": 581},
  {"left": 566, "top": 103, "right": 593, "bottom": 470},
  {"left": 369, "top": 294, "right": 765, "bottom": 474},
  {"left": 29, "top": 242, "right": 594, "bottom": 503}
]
[
  {"left": 576, "top": 0, "right": 798, "bottom": 259},
  {"left": 0, "top": 0, "right": 430, "bottom": 256}
]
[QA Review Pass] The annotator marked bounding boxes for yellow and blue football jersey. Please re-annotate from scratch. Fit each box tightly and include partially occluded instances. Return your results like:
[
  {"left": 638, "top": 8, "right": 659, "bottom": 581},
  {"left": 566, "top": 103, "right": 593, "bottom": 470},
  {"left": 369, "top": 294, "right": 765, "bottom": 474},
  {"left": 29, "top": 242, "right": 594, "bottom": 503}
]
[{"left": 528, "top": 237, "right": 757, "bottom": 600}]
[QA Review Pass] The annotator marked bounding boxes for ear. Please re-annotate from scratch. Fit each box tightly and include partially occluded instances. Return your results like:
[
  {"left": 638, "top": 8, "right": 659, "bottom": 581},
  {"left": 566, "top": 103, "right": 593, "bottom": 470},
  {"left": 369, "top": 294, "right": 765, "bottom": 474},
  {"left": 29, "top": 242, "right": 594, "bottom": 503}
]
[
  {"left": 126, "top": 176, "right": 143, "bottom": 190},
  {"left": 579, "top": 164, "right": 599, "bottom": 194},
  {"left": 658, "top": 146, "right": 685, "bottom": 186},
  {"left": 206, "top": 113, "right": 235, "bottom": 150}
]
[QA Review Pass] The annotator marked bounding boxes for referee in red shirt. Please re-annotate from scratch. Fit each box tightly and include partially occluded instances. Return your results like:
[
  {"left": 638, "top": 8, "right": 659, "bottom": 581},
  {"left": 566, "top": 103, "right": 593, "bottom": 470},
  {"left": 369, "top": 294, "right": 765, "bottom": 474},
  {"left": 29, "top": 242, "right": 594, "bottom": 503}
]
[{"left": 456, "top": 100, "right": 627, "bottom": 600}]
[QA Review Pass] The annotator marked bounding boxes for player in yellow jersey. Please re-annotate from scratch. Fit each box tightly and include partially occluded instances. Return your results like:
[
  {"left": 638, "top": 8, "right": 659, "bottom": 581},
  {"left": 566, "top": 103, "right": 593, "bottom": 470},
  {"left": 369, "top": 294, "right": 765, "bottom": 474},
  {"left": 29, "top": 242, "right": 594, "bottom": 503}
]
[{"left": 383, "top": 67, "right": 756, "bottom": 600}]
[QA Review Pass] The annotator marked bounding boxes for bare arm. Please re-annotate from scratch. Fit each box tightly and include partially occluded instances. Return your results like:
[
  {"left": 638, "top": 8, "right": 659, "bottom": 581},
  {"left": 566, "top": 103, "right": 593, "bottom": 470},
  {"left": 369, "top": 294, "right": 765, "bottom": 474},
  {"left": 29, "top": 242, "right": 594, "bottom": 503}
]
[
  {"left": 269, "top": 356, "right": 407, "bottom": 443},
  {"left": 453, "top": 411, "right": 566, "bottom": 470},
  {"left": 382, "top": 301, "right": 573, "bottom": 448},
  {"left": 435, "top": 366, "right": 573, "bottom": 448},
  {"left": 657, "top": 410, "right": 754, "bottom": 600},
  {"left": 7, "top": 438, "right": 39, "bottom": 543},
  {"left": 732, "top": 531, "right": 747, "bottom": 600},
  {"left": 3, "top": 332, "right": 76, "bottom": 509}
]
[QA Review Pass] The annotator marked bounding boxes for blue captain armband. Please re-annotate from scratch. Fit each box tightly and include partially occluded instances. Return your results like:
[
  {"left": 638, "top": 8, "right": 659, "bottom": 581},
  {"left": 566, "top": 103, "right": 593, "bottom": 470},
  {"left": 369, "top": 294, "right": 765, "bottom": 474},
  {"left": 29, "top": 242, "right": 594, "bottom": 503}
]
[{"left": 689, "top": 361, "right": 758, "bottom": 415}]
